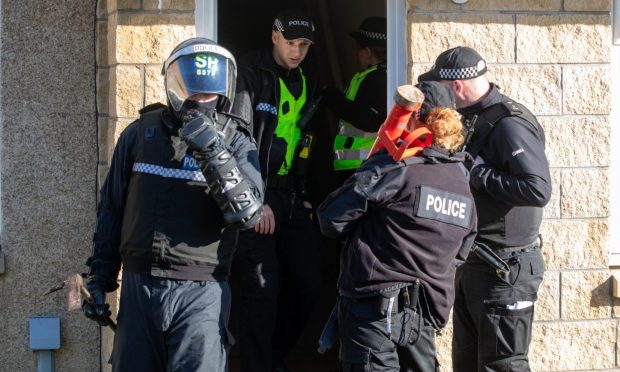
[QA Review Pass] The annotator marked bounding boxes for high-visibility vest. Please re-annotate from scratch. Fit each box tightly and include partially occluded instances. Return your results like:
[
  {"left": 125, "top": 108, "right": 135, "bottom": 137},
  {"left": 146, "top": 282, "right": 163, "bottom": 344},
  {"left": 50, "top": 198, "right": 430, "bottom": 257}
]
[
  {"left": 274, "top": 70, "right": 307, "bottom": 175},
  {"left": 333, "top": 65, "right": 379, "bottom": 171}
]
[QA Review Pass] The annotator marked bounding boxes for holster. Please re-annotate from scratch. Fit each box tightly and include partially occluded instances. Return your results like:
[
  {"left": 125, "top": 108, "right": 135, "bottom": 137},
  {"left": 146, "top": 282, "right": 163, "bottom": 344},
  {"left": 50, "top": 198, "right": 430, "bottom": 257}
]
[{"left": 379, "top": 281, "right": 421, "bottom": 315}]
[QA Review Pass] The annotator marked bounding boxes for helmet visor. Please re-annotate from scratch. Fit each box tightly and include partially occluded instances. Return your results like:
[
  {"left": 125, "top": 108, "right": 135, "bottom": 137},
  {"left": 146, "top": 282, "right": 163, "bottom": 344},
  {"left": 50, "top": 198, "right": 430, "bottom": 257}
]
[{"left": 165, "top": 52, "right": 235, "bottom": 111}]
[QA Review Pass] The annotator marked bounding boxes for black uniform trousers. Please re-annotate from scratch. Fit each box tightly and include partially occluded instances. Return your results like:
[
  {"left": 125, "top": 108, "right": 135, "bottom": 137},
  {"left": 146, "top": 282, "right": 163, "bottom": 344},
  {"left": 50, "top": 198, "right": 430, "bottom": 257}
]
[
  {"left": 338, "top": 293, "right": 438, "bottom": 372},
  {"left": 233, "top": 185, "right": 321, "bottom": 372},
  {"left": 452, "top": 245, "right": 545, "bottom": 372}
]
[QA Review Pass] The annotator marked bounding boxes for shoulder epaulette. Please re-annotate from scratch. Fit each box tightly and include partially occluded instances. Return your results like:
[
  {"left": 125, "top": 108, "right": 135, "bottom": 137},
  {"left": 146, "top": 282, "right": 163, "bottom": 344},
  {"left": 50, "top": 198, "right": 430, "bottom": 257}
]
[{"left": 499, "top": 100, "right": 523, "bottom": 116}]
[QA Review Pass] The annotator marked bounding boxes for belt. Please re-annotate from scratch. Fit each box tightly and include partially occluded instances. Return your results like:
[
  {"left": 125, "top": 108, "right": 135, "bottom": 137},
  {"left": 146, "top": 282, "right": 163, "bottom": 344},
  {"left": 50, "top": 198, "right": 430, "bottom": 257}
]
[
  {"left": 266, "top": 174, "right": 296, "bottom": 190},
  {"left": 469, "top": 236, "right": 542, "bottom": 259},
  {"left": 347, "top": 281, "right": 421, "bottom": 315},
  {"left": 493, "top": 242, "right": 539, "bottom": 256}
]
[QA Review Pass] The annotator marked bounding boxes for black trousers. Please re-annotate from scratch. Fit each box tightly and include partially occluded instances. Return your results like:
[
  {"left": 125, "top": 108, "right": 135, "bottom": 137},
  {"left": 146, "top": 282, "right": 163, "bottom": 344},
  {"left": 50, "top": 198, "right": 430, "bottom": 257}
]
[
  {"left": 112, "top": 272, "right": 233, "bottom": 372},
  {"left": 452, "top": 246, "right": 545, "bottom": 372},
  {"left": 338, "top": 295, "right": 438, "bottom": 372},
  {"left": 233, "top": 186, "right": 321, "bottom": 372}
]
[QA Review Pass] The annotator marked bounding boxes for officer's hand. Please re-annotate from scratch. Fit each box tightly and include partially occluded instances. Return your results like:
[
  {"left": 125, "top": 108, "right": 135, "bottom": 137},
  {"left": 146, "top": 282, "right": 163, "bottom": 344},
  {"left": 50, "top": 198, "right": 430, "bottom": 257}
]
[
  {"left": 81, "top": 280, "right": 111, "bottom": 327},
  {"left": 255, "top": 204, "right": 275, "bottom": 235},
  {"left": 472, "top": 155, "right": 486, "bottom": 170},
  {"left": 179, "top": 116, "right": 221, "bottom": 152}
]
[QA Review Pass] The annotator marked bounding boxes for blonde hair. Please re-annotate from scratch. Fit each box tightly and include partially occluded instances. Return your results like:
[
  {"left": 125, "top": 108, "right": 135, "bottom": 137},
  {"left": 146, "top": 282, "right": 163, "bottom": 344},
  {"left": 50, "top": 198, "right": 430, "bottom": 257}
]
[{"left": 425, "top": 107, "right": 464, "bottom": 152}]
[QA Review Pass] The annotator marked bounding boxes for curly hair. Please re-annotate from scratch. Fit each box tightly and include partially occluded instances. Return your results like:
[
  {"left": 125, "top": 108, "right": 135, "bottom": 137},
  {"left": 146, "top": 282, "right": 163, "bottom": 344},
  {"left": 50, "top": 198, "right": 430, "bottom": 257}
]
[{"left": 424, "top": 107, "right": 464, "bottom": 152}]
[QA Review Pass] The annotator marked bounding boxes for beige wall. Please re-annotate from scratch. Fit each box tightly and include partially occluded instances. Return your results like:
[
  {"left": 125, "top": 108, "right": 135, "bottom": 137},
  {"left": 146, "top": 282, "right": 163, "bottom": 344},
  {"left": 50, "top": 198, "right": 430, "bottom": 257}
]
[
  {"left": 0, "top": 0, "right": 100, "bottom": 370},
  {"left": 409, "top": 0, "right": 614, "bottom": 370},
  {"left": 97, "top": 0, "right": 195, "bottom": 185}
]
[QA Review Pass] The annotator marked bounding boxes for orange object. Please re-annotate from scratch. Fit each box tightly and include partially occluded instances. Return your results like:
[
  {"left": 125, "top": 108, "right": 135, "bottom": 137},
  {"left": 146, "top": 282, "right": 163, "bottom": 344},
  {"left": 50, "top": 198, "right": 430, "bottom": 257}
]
[{"left": 368, "top": 85, "right": 432, "bottom": 161}]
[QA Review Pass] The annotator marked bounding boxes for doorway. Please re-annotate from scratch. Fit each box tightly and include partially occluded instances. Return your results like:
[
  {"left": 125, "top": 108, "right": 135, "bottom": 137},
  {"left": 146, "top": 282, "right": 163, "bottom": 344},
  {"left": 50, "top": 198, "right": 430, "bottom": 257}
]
[{"left": 218, "top": 1, "right": 387, "bottom": 371}]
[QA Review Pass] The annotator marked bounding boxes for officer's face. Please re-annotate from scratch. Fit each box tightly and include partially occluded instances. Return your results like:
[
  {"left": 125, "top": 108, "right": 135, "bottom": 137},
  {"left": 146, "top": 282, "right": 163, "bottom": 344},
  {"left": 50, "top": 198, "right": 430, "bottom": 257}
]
[
  {"left": 272, "top": 31, "right": 311, "bottom": 70},
  {"left": 356, "top": 46, "right": 372, "bottom": 70}
]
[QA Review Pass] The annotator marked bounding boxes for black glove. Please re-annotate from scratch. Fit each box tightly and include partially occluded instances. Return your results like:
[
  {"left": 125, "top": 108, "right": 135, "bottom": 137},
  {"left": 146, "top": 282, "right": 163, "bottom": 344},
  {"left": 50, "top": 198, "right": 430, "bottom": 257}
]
[
  {"left": 82, "top": 276, "right": 112, "bottom": 327},
  {"left": 179, "top": 115, "right": 223, "bottom": 153}
]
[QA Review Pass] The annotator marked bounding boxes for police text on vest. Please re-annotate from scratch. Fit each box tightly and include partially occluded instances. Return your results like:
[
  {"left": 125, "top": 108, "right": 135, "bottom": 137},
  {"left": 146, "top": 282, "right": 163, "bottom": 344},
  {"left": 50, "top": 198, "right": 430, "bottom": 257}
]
[{"left": 416, "top": 185, "right": 473, "bottom": 228}]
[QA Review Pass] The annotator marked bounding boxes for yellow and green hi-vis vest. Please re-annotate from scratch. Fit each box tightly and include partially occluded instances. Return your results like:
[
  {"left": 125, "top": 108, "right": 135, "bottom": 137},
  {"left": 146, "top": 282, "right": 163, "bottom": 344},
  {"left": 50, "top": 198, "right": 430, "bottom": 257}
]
[
  {"left": 274, "top": 69, "right": 307, "bottom": 175},
  {"left": 333, "top": 65, "right": 379, "bottom": 171}
]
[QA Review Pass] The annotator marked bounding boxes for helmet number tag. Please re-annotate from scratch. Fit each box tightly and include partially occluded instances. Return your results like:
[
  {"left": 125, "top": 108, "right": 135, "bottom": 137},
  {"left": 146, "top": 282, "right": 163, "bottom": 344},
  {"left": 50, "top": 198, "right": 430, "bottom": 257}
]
[{"left": 195, "top": 54, "right": 219, "bottom": 77}]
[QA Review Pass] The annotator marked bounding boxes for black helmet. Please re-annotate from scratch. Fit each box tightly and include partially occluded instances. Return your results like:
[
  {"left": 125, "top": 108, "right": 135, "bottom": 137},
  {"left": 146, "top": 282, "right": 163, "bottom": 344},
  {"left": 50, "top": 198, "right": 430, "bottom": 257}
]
[{"left": 162, "top": 37, "right": 237, "bottom": 121}]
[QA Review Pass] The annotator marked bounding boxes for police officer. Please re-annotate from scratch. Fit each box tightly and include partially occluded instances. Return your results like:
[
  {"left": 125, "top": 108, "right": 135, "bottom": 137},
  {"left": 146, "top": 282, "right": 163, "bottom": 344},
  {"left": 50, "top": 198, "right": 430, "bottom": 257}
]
[
  {"left": 231, "top": 8, "right": 321, "bottom": 372},
  {"left": 317, "top": 82, "right": 477, "bottom": 371},
  {"left": 322, "top": 16, "right": 387, "bottom": 185},
  {"left": 418, "top": 46, "right": 552, "bottom": 371},
  {"left": 82, "top": 37, "right": 263, "bottom": 372}
]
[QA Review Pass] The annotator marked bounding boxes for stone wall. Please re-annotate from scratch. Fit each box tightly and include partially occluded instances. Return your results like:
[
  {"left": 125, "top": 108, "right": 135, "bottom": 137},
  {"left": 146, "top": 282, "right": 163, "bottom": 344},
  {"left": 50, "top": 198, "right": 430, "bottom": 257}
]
[
  {"left": 409, "top": 0, "right": 614, "bottom": 370},
  {"left": 97, "top": 0, "right": 195, "bottom": 183},
  {"left": 0, "top": 0, "right": 99, "bottom": 370},
  {"left": 96, "top": 0, "right": 195, "bottom": 368}
]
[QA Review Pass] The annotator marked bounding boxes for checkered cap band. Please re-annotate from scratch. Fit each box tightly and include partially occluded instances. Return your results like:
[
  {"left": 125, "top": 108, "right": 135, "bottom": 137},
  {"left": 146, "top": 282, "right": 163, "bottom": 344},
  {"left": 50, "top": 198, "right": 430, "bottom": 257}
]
[
  {"left": 273, "top": 19, "right": 285, "bottom": 32},
  {"left": 133, "top": 162, "right": 206, "bottom": 182},
  {"left": 357, "top": 30, "right": 386, "bottom": 40},
  {"left": 438, "top": 66, "right": 480, "bottom": 80}
]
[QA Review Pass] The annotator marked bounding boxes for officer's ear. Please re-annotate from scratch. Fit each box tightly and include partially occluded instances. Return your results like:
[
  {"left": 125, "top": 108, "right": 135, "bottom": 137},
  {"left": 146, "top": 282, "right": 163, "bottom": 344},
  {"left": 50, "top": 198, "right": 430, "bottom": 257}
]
[
  {"left": 453, "top": 80, "right": 464, "bottom": 95},
  {"left": 271, "top": 30, "right": 279, "bottom": 45}
]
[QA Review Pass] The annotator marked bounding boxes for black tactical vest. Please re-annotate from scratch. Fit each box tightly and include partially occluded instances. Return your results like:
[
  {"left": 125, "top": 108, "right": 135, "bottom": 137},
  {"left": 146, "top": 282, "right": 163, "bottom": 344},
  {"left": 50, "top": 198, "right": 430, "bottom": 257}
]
[
  {"left": 119, "top": 107, "right": 233, "bottom": 281},
  {"left": 465, "top": 98, "right": 546, "bottom": 248}
]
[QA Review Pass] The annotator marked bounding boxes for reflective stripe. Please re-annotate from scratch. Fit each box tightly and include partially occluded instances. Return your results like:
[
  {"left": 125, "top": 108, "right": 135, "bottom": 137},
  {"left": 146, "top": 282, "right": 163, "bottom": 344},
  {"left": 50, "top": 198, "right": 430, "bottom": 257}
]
[
  {"left": 274, "top": 69, "right": 307, "bottom": 175},
  {"left": 333, "top": 135, "right": 376, "bottom": 151},
  {"left": 338, "top": 124, "right": 376, "bottom": 137},
  {"left": 133, "top": 162, "right": 206, "bottom": 182},
  {"left": 334, "top": 65, "right": 380, "bottom": 171},
  {"left": 334, "top": 148, "right": 371, "bottom": 160}
]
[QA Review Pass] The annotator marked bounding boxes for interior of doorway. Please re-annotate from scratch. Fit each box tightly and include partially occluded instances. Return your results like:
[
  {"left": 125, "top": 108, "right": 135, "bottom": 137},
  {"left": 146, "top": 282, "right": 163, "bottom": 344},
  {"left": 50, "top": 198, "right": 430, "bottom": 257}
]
[{"left": 219, "top": 1, "right": 387, "bottom": 371}]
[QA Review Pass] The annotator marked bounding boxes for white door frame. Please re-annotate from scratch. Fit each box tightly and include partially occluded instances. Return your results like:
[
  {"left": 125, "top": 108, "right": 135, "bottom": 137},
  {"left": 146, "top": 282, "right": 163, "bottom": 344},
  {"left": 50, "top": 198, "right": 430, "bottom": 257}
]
[
  {"left": 195, "top": 0, "right": 218, "bottom": 41},
  {"left": 386, "top": 0, "right": 408, "bottom": 108}
]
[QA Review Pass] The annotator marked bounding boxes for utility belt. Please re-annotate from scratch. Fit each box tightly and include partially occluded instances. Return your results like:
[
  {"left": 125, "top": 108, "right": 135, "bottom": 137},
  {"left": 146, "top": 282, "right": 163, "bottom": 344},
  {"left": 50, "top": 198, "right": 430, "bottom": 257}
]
[
  {"left": 266, "top": 174, "right": 297, "bottom": 190},
  {"left": 468, "top": 236, "right": 542, "bottom": 279},
  {"left": 348, "top": 281, "right": 421, "bottom": 316},
  {"left": 469, "top": 236, "right": 542, "bottom": 260}
]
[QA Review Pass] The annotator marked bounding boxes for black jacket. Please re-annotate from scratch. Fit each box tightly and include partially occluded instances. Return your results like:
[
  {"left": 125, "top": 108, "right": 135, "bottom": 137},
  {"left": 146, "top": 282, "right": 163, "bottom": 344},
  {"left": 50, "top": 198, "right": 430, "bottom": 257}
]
[
  {"left": 86, "top": 106, "right": 263, "bottom": 283},
  {"left": 317, "top": 148, "right": 477, "bottom": 327},
  {"left": 460, "top": 85, "right": 552, "bottom": 248},
  {"left": 232, "top": 49, "right": 320, "bottom": 180}
]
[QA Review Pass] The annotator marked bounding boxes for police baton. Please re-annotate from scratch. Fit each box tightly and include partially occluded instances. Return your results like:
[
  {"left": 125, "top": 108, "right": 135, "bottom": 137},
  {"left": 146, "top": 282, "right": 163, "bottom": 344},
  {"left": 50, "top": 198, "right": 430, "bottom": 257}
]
[
  {"left": 297, "top": 95, "right": 323, "bottom": 132},
  {"left": 471, "top": 243, "right": 510, "bottom": 280}
]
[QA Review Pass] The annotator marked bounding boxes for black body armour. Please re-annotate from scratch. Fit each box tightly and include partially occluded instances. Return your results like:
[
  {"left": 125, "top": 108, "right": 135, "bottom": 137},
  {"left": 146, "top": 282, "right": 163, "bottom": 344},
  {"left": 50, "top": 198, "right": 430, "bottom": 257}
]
[
  {"left": 120, "top": 107, "right": 234, "bottom": 281},
  {"left": 464, "top": 95, "right": 548, "bottom": 248}
]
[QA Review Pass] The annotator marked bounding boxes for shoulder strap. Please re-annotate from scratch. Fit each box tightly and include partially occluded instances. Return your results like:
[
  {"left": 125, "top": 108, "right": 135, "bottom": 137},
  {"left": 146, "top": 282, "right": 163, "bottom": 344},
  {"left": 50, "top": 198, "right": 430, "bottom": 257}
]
[
  {"left": 378, "top": 155, "right": 425, "bottom": 174},
  {"left": 465, "top": 98, "right": 539, "bottom": 158},
  {"left": 402, "top": 156, "right": 426, "bottom": 166}
]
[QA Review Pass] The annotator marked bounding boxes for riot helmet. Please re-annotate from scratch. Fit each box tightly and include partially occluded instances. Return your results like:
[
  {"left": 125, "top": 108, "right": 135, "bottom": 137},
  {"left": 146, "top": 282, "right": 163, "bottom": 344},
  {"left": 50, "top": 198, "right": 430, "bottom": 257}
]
[{"left": 162, "top": 38, "right": 237, "bottom": 121}]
